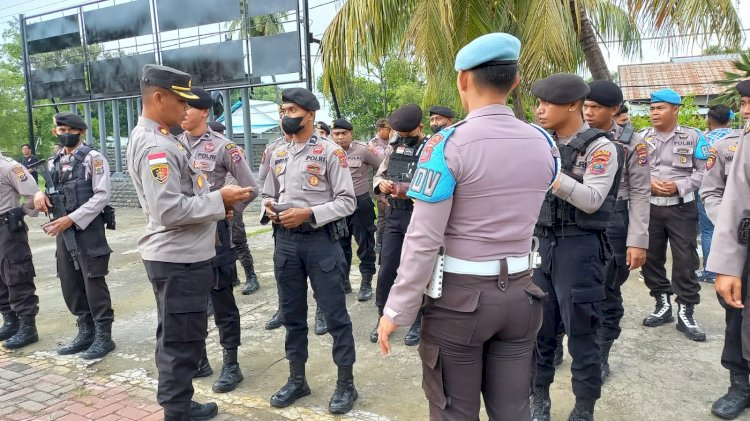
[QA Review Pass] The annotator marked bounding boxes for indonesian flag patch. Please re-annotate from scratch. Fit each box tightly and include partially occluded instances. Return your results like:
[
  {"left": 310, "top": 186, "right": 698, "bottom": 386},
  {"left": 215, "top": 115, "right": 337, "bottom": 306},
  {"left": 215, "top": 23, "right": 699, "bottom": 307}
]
[{"left": 148, "top": 152, "right": 169, "bottom": 183}]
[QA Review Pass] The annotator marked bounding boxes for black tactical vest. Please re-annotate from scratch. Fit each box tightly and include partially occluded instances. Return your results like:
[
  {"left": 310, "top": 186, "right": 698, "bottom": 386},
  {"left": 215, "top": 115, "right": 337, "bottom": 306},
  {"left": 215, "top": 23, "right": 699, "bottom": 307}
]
[
  {"left": 618, "top": 122, "right": 635, "bottom": 145},
  {"left": 386, "top": 136, "right": 425, "bottom": 183},
  {"left": 537, "top": 128, "right": 623, "bottom": 231},
  {"left": 51, "top": 145, "right": 95, "bottom": 213}
]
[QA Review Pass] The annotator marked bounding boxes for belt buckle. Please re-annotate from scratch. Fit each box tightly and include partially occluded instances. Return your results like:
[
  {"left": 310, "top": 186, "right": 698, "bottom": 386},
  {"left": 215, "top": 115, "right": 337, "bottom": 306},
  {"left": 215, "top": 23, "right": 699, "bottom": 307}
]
[{"left": 654, "top": 197, "right": 666, "bottom": 206}]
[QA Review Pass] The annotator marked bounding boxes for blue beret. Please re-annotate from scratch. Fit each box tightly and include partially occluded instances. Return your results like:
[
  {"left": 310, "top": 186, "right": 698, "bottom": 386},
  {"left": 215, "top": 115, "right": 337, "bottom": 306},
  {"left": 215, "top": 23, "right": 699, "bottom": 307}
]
[
  {"left": 454, "top": 33, "right": 520, "bottom": 71},
  {"left": 650, "top": 89, "right": 681, "bottom": 105}
]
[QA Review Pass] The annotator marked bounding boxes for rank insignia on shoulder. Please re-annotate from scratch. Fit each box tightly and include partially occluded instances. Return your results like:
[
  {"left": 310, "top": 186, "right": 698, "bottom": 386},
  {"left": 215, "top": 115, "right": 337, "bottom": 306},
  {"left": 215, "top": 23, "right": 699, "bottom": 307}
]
[
  {"left": 93, "top": 159, "right": 104, "bottom": 175},
  {"left": 277, "top": 150, "right": 288, "bottom": 158},
  {"left": 225, "top": 143, "right": 238, "bottom": 150},
  {"left": 159, "top": 127, "right": 169, "bottom": 135},
  {"left": 729, "top": 145, "right": 737, "bottom": 152},
  {"left": 11, "top": 165, "right": 27, "bottom": 181}
]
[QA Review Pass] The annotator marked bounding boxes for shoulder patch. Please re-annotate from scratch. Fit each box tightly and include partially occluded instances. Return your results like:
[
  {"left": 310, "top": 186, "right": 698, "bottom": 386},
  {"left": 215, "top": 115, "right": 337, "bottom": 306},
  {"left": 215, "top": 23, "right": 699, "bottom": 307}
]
[
  {"left": 407, "top": 128, "right": 456, "bottom": 203},
  {"left": 148, "top": 152, "right": 169, "bottom": 183},
  {"left": 635, "top": 143, "right": 648, "bottom": 166},
  {"left": 333, "top": 148, "right": 348, "bottom": 168},
  {"left": 11, "top": 165, "right": 27, "bottom": 181},
  {"left": 93, "top": 158, "right": 104, "bottom": 175},
  {"left": 368, "top": 145, "right": 379, "bottom": 156},
  {"left": 706, "top": 147, "right": 717, "bottom": 171}
]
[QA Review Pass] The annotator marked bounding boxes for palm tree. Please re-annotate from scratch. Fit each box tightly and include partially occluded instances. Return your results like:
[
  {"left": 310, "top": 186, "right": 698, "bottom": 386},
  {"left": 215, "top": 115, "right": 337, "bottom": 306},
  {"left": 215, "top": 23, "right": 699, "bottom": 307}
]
[
  {"left": 320, "top": 0, "right": 742, "bottom": 115},
  {"left": 712, "top": 51, "right": 750, "bottom": 110}
]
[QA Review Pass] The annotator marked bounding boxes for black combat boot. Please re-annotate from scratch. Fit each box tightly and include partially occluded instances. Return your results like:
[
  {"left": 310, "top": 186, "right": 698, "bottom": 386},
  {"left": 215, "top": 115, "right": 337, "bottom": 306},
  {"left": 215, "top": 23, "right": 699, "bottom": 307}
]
[
  {"left": 343, "top": 276, "right": 353, "bottom": 294},
  {"left": 370, "top": 310, "right": 381, "bottom": 344},
  {"left": 404, "top": 313, "right": 422, "bottom": 346},
  {"left": 598, "top": 336, "right": 614, "bottom": 382},
  {"left": 554, "top": 331, "right": 565, "bottom": 366},
  {"left": 314, "top": 307, "right": 328, "bottom": 335},
  {"left": 531, "top": 385, "right": 551, "bottom": 421},
  {"left": 164, "top": 409, "right": 189, "bottom": 421},
  {"left": 265, "top": 309, "right": 283, "bottom": 330},
  {"left": 270, "top": 362, "right": 311, "bottom": 408},
  {"left": 58, "top": 319, "right": 94, "bottom": 355},
  {"left": 329, "top": 365, "right": 358, "bottom": 414},
  {"left": 643, "top": 293, "right": 674, "bottom": 327},
  {"left": 3, "top": 316, "right": 38, "bottom": 349},
  {"left": 358, "top": 273, "right": 373, "bottom": 302},
  {"left": 241, "top": 273, "right": 260, "bottom": 295},
  {"left": 712, "top": 372, "right": 750, "bottom": 419},
  {"left": 676, "top": 303, "right": 706, "bottom": 341},
  {"left": 0, "top": 313, "right": 19, "bottom": 341},
  {"left": 212, "top": 348, "right": 244, "bottom": 393},
  {"left": 568, "top": 398, "right": 596, "bottom": 421},
  {"left": 189, "top": 401, "right": 218, "bottom": 420},
  {"left": 195, "top": 348, "right": 213, "bottom": 378},
  {"left": 231, "top": 278, "right": 240, "bottom": 288},
  {"left": 81, "top": 322, "right": 116, "bottom": 360}
]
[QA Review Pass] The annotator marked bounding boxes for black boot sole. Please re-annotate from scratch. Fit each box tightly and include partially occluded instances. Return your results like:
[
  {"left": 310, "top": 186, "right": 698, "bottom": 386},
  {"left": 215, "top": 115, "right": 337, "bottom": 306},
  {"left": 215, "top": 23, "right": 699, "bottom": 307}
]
[
  {"left": 81, "top": 342, "right": 116, "bottom": 360},
  {"left": 329, "top": 390, "right": 358, "bottom": 414},
  {"left": 194, "top": 367, "right": 214, "bottom": 378},
  {"left": 212, "top": 374, "right": 244, "bottom": 393},
  {"left": 265, "top": 322, "right": 283, "bottom": 330},
  {"left": 711, "top": 400, "right": 750, "bottom": 420},
  {"left": 190, "top": 405, "right": 219, "bottom": 421},
  {"left": 676, "top": 322, "right": 706, "bottom": 342},
  {"left": 642, "top": 314, "right": 674, "bottom": 327},
  {"left": 58, "top": 342, "right": 93, "bottom": 355},
  {"left": 314, "top": 327, "right": 328, "bottom": 336},
  {"left": 241, "top": 284, "right": 260, "bottom": 295},
  {"left": 3, "top": 334, "right": 38, "bottom": 349},
  {"left": 270, "top": 385, "right": 312, "bottom": 408},
  {"left": 357, "top": 292, "right": 372, "bottom": 302}
]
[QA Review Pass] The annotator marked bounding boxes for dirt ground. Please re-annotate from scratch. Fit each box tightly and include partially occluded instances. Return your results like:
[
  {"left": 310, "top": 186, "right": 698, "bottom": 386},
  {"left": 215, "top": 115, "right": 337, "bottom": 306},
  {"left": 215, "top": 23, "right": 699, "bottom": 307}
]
[{"left": 4, "top": 207, "right": 743, "bottom": 420}]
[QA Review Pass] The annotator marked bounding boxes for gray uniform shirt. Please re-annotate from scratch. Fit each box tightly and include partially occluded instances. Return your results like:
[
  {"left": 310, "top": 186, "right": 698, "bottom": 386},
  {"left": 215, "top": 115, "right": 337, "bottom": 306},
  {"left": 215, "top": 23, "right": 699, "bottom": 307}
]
[
  {"left": 368, "top": 135, "right": 389, "bottom": 156},
  {"left": 383, "top": 104, "right": 557, "bottom": 325},
  {"left": 611, "top": 122, "right": 651, "bottom": 249},
  {"left": 258, "top": 137, "right": 289, "bottom": 189},
  {"left": 345, "top": 141, "right": 384, "bottom": 196},
  {"left": 701, "top": 130, "right": 742, "bottom": 223},
  {"left": 641, "top": 126, "right": 708, "bottom": 196},
  {"left": 706, "top": 127, "right": 750, "bottom": 277},
  {"left": 127, "top": 117, "right": 225, "bottom": 263},
  {"left": 55, "top": 145, "right": 111, "bottom": 230},
  {"left": 181, "top": 127, "right": 258, "bottom": 210},
  {"left": 262, "top": 134, "right": 356, "bottom": 227},
  {"left": 553, "top": 123, "right": 619, "bottom": 214},
  {"left": 0, "top": 153, "right": 39, "bottom": 216}
]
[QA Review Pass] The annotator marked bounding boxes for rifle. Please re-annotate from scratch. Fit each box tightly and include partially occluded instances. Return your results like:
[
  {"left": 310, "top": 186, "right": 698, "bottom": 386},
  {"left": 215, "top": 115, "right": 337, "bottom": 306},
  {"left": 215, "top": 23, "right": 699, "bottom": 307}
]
[{"left": 29, "top": 159, "right": 79, "bottom": 270}]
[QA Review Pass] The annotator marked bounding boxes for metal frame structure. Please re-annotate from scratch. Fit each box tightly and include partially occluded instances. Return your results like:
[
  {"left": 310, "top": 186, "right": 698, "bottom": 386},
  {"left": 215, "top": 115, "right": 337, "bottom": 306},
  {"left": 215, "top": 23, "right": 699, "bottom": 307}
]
[{"left": 18, "top": 0, "right": 313, "bottom": 172}]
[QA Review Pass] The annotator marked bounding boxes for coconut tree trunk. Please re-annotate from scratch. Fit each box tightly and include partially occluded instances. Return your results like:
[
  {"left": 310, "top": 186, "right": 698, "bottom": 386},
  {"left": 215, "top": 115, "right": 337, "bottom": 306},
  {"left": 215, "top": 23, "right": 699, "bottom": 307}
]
[
  {"left": 512, "top": 89, "right": 525, "bottom": 120},
  {"left": 570, "top": 1, "right": 611, "bottom": 81}
]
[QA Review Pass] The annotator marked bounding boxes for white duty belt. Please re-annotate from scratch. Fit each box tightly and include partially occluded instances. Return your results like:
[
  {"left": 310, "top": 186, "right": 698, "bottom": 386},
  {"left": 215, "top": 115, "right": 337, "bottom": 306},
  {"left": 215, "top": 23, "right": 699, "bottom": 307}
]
[
  {"left": 650, "top": 192, "right": 694, "bottom": 207},
  {"left": 444, "top": 255, "right": 530, "bottom": 276}
]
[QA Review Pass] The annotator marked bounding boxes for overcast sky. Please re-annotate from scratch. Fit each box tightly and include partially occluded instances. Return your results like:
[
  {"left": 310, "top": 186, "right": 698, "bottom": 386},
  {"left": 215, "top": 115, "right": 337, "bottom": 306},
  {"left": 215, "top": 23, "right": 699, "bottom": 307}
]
[{"left": 2, "top": 0, "right": 749, "bottom": 119}]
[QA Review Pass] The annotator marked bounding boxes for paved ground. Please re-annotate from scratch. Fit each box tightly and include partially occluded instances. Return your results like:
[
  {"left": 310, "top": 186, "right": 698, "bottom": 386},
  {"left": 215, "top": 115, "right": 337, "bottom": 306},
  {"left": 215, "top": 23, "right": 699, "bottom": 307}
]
[{"left": 0, "top": 208, "right": 743, "bottom": 420}]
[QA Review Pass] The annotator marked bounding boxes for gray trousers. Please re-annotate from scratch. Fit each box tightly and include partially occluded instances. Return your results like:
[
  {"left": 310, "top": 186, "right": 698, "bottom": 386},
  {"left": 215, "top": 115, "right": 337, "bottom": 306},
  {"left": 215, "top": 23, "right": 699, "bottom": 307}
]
[{"left": 420, "top": 270, "right": 543, "bottom": 420}]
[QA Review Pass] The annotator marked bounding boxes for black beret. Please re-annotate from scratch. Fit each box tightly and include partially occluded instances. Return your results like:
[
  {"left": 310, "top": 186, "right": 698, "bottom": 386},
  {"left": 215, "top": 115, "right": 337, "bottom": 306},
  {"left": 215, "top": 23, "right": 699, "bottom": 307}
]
[
  {"left": 281, "top": 87, "right": 320, "bottom": 111},
  {"left": 54, "top": 112, "right": 87, "bottom": 130},
  {"left": 738, "top": 80, "right": 750, "bottom": 97},
  {"left": 332, "top": 119, "right": 353, "bottom": 131},
  {"left": 187, "top": 87, "right": 213, "bottom": 109},
  {"left": 141, "top": 64, "right": 198, "bottom": 99},
  {"left": 531, "top": 73, "right": 590, "bottom": 104},
  {"left": 389, "top": 104, "right": 423, "bottom": 132},
  {"left": 316, "top": 121, "right": 331, "bottom": 134},
  {"left": 587, "top": 80, "right": 623, "bottom": 107},
  {"left": 208, "top": 121, "right": 226, "bottom": 132},
  {"left": 429, "top": 106, "right": 455, "bottom": 118}
]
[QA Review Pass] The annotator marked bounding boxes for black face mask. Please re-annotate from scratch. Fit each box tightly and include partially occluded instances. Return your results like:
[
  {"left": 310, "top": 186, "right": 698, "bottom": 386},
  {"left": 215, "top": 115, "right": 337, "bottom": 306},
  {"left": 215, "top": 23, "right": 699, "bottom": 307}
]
[
  {"left": 400, "top": 134, "right": 420, "bottom": 146},
  {"left": 282, "top": 116, "right": 306, "bottom": 135},
  {"left": 430, "top": 125, "right": 445, "bottom": 134},
  {"left": 57, "top": 133, "right": 80, "bottom": 147}
]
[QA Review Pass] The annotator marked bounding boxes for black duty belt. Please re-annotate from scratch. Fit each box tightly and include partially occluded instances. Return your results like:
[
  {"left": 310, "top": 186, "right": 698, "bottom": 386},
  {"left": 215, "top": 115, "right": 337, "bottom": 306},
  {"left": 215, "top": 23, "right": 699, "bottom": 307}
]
[
  {"left": 277, "top": 221, "right": 327, "bottom": 234},
  {"left": 389, "top": 198, "right": 414, "bottom": 211},
  {"left": 0, "top": 214, "right": 8, "bottom": 226},
  {"left": 614, "top": 200, "right": 629, "bottom": 212},
  {"left": 534, "top": 224, "right": 600, "bottom": 237},
  {"left": 356, "top": 193, "right": 372, "bottom": 201}
]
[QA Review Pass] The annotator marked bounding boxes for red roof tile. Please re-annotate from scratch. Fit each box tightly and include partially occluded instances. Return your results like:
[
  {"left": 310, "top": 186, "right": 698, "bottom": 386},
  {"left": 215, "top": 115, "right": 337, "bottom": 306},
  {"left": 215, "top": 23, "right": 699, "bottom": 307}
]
[{"left": 618, "top": 58, "right": 737, "bottom": 101}]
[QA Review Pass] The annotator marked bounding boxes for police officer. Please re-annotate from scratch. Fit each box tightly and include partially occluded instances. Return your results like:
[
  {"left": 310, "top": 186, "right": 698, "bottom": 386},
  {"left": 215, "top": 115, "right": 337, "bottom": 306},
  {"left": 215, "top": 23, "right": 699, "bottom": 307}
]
[
  {"left": 34, "top": 112, "right": 116, "bottom": 360},
  {"left": 640, "top": 89, "right": 709, "bottom": 341},
  {"left": 261, "top": 87, "right": 357, "bottom": 414},
  {"left": 180, "top": 87, "right": 258, "bottom": 393},
  {"left": 701, "top": 80, "right": 750, "bottom": 420},
  {"left": 260, "top": 119, "right": 293, "bottom": 331},
  {"left": 583, "top": 81, "right": 651, "bottom": 381},
  {"left": 427, "top": 105, "right": 455, "bottom": 134},
  {"left": 127, "top": 64, "right": 251, "bottom": 421},
  {"left": 370, "top": 104, "right": 428, "bottom": 347},
  {"left": 369, "top": 118, "right": 392, "bottom": 254},
  {"left": 531, "top": 73, "right": 620, "bottom": 421},
  {"left": 377, "top": 32, "right": 555, "bottom": 420},
  {"left": 331, "top": 118, "right": 384, "bottom": 301},
  {"left": 316, "top": 121, "right": 331, "bottom": 139},
  {"left": 0, "top": 152, "right": 40, "bottom": 349}
]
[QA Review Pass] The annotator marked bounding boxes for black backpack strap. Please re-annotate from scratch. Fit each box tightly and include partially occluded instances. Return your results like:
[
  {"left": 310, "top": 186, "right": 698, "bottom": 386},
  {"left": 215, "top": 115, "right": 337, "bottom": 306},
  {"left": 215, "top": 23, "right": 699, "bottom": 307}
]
[
  {"left": 570, "top": 128, "right": 613, "bottom": 152},
  {"left": 619, "top": 123, "right": 635, "bottom": 144},
  {"left": 72, "top": 145, "right": 93, "bottom": 163},
  {"left": 609, "top": 142, "right": 626, "bottom": 197}
]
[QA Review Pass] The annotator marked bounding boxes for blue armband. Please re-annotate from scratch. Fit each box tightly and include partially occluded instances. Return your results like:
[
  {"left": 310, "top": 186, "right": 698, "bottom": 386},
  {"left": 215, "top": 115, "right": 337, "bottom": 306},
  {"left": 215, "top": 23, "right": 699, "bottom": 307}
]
[
  {"left": 694, "top": 129, "right": 710, "bottom": 160},
  {"left": 407, "top": 128, "right": 457, "bottom": 203},
  {"left": 529, "top": 123, "right": 561, "bottom": 188}
]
